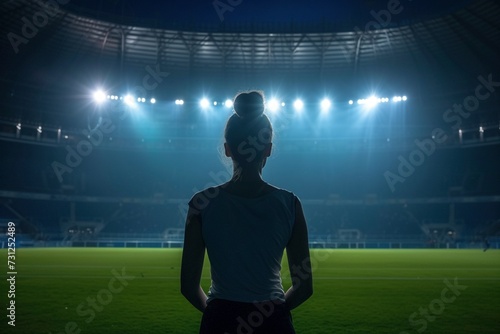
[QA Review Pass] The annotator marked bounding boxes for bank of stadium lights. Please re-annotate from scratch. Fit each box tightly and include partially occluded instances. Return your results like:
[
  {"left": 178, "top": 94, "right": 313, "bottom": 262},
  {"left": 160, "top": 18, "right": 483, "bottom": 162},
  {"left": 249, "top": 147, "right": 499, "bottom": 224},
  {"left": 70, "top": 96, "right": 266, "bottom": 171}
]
[
  {"left": 355, "top": 96, "right": 407, "bottom": 107},
  {"left": 93, "top": 89, "right": 159, "bottom": 105},
  {"left": 392, "top": 96, "right": 407, "bottom": 102},
  {"left": 357, "top": 96, "right": 389, "bottom": 106},
  {"left": 90, "top": 90, "right": 408, "bottom": 111}
]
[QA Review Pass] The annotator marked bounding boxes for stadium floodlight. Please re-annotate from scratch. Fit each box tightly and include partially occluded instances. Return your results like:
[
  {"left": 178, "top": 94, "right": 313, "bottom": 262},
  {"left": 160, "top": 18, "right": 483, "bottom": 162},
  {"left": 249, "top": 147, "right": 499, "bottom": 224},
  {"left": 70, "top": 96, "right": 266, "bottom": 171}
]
[
  {"left": 393, "top": 96, "right": 402, "bottom": 102},
  {"left": 402, "top": 96, "right": 408, "bottom": 101},
  {"left": 349, "top": 100, "right": 354, "bottom": 105},
  {"left": 16, "top": 123, "right": 21, "bottom": 130},
  {"left": 281, "top": 102, "right": 286, "bottom": 107},
  {"left": 267, "top": 99, "right": 280, "bottom": 113},
  {"left": 225, "top": 99, "right": 233, "bottom": 108},
  {"left": 213, "top": 101, "right": 218, "bottom": 106},
  {"left": 366, "top": 96, "right": 379, "bottom": 109},
  {"left": 141, "top": 98, "right": 146, "bottom": 103},
  {"left": 175, "top": 99, "right": 184, "bottom": 105},
  {"left": 93, "top": 89, "right": 106, "bottom": 104},
  {"left": 37, "top": 126, "right": 42, "bottom": 133},
  {"left": 124, "top": 94, "right": 135, "bottom": 106},
  {"left": 293, "top": 99, "right": 304, "bottom": 111},
  {"left": 150, "top": 98, "right": 156, "bottom": 104},
  {"left": 320, "top": 98, "right": 332, "bottom": 111},
  {"left": 200, "top": 98, "right": 210, "bottom": 109},
  {"left": 137, "top": 97, "right": 142, "bottom": 103}
]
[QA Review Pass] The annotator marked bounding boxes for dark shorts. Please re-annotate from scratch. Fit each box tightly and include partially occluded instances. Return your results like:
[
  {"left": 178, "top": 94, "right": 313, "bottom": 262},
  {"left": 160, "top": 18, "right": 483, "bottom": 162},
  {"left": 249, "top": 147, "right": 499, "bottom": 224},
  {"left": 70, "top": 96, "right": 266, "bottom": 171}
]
[{"left": 199, "top": 298, "right": 296, "bottom": 334}]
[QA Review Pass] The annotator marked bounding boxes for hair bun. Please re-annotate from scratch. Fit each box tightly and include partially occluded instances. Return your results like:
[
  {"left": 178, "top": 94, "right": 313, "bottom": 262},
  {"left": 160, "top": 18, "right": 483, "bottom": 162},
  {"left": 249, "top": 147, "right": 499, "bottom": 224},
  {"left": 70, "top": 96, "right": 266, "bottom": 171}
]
[{"left": 233, "top": 91, "right": 265, "bottom": 120}]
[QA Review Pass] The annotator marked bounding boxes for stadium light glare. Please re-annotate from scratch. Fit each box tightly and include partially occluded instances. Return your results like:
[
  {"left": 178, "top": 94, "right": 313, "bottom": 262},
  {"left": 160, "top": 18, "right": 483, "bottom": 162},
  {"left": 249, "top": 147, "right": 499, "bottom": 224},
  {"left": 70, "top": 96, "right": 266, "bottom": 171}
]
[
  {"left": 93, "top": 89, "right": 106, "bottom": 104},
  {"left": 150, "top": 98, "right": 156, "bottom": 104},
  {"left": 37, "top": 126, "right": 42, "bottom": 133},
  {"left": 175, "top": 99, "right": 184, "bottom": 105},
  {"left": 366, "top": 96, "right": 379, "bottom": 109},
  {"left": 16, "top": 123, "right": 21, "bottom": 130},
  {"left": 281, "top": 102, "right": 286, "bottom": 107},
  {"left": 321, "top": 98, "right": 332, "bottom": 111},
  {"left": 267, "top": 99, "right": 280, "bottom": 113},
  {"left": 402, "top": 96, "right": 408, "bottom": 101},
  {"left": 293, "top": 99, "right": 304, "bottom": 111},
  {"left": 124, "top": 94, "right": 135, "bottom": 106},
  {"left": 349, "top": 100, "right": 354, "bottom": 105},
  {"left": 200, "top": 98, "right": 210, "bottom": 109},
  {"left": 225, "top": 99, "right": 233, "bottom": 108}
]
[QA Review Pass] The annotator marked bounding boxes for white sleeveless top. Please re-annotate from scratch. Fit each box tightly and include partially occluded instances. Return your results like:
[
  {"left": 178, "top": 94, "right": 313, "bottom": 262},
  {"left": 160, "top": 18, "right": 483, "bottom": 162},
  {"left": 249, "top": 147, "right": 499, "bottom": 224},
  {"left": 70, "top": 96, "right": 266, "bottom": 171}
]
[{"left": 189, "top": 186, "right": 296, "bottom": 303}]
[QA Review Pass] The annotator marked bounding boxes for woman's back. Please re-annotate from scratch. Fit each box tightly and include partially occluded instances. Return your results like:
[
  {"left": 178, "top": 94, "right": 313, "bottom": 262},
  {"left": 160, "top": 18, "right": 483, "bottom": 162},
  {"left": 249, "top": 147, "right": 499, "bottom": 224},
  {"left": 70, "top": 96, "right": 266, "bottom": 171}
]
[{"left": 192, "top": 184, "right": 296, "bottom": 303}]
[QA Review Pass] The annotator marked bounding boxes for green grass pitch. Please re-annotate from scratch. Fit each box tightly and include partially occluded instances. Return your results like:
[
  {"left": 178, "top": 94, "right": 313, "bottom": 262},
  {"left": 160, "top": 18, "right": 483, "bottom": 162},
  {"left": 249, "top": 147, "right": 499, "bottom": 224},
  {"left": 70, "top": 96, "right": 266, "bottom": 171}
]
[{"left": 1, "top": 248, "right": 499, "bottom": 334}]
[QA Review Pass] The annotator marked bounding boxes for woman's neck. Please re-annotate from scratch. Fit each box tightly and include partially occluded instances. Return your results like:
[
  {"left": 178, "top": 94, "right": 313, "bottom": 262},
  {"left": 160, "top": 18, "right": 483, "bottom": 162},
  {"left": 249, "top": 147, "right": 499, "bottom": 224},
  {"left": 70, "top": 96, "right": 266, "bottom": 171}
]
[{"left": 231, "top": 169, "right": 263, "bottom": 183}]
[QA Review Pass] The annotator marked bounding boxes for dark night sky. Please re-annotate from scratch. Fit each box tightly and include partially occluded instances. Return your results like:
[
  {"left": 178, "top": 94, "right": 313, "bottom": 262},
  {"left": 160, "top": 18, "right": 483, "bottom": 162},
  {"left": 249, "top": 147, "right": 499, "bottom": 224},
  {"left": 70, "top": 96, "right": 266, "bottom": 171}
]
[{"left": 67, "top": 0, "right": 476, "bottom": 30}]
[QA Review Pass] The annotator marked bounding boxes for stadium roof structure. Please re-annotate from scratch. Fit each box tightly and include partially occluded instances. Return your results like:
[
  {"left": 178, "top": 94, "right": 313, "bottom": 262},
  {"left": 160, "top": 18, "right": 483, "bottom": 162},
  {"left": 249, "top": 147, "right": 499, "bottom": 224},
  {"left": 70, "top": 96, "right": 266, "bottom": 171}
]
[
  {"left": 0, "top": 0, "right": 499, "bottom": 148},
  {"left": 1, "top": 0, "right": 499, "bottom": 78}
]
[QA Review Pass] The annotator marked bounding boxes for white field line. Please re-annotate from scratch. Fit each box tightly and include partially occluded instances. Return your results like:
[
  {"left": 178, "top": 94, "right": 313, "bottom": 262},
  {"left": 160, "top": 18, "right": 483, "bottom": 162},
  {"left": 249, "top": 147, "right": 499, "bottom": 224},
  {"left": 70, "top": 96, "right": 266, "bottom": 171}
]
[
  {"left": 15, "top": 265, "right": 500, "bottom": 271},
  {"left": 13, "top": 275, "right": 500, "bottom": 281}
]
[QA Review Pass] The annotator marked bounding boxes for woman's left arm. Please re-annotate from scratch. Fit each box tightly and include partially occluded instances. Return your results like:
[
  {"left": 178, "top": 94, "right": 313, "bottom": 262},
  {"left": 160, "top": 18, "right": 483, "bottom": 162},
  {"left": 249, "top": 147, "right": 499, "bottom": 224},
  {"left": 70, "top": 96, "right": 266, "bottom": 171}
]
[{"left": 180, "top": 207, "right": 208, "bottom": 312}]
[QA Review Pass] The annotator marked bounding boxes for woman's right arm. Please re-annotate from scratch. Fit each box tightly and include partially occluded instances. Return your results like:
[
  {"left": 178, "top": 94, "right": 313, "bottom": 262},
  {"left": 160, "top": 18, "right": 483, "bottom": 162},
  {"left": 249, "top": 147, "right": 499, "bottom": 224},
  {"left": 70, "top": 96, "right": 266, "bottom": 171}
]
[
  {"left": 284, "top": 197, "right": 313, "bottom": 310},
  {"left": 180, "top": 207, "right": 208, "bottom": 312}
]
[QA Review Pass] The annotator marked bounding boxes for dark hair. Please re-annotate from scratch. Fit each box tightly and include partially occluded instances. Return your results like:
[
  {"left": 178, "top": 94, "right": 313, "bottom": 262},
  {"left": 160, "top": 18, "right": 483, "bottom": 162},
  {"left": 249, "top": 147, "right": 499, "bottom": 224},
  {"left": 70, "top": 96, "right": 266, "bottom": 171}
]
[{"left": 224, "top": 91, "right": 273, "bottom": 165}]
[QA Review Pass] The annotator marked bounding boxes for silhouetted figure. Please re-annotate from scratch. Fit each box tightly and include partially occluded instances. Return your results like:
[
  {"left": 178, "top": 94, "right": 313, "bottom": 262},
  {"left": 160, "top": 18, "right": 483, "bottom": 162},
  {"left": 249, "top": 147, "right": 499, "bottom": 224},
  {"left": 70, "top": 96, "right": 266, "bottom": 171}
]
[
  {"left": 181, "top": 91, "right": 313, "bottom": 334},
  {"left": 483, "top": 238, "right": 490, "bottom": 252}
]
